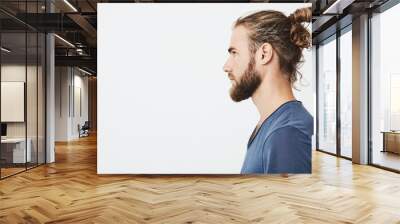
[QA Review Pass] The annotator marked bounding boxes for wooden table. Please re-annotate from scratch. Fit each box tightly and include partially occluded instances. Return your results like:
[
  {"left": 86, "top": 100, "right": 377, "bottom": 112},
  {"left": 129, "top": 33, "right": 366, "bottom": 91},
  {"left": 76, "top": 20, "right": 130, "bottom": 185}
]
[{"left": 381, "top": 131, "right": 400, "bottom": 154}]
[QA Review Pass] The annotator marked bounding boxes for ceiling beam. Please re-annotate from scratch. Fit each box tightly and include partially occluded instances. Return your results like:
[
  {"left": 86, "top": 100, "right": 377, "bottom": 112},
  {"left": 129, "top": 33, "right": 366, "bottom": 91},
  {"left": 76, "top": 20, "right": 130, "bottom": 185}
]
[
  {"left": 67, "top": 13, "right": 97, "bottom": 40},
  {"left": 55, "top": 55, "right": 96, "bottom": 69}
]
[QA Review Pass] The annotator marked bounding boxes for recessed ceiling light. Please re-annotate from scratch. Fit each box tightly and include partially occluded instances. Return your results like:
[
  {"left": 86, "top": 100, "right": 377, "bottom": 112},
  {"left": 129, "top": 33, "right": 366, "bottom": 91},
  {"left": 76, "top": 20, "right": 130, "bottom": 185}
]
[
  {"left": 54, "top": 34, "right": 75, "bottom": 48},
  {"left": 1, "top": 47, "right": 11, "bottom": 53},
  {"left": 323, "top": 0, "right": 354, "bottom": 15},
  {"left": 63, "top": 0, "right": 78, "bottom": 12},
  {"left": 78, "top": 67, "right": 93, "bottom": 76}
]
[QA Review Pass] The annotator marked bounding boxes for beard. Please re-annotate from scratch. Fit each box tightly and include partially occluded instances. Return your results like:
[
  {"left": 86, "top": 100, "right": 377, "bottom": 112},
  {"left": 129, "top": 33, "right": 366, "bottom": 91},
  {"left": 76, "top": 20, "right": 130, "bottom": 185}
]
[{"left": 229, "top": 56, "right": 262, "bottom": 102}]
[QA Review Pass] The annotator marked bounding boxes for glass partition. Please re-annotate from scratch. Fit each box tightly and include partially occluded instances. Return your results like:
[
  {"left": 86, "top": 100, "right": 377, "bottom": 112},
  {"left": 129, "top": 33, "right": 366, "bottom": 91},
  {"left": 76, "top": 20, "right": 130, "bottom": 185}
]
[
  {"left": 0, "top": 1, "right": 46, "bottom": 179},
  {"left": 26, "top": 0, "right": 45, "bottom": 169},
  {"left": 0, "top": 31, "right": 28, "bottom": 177},
  {"left": 27, "top": 31, "right": 38, "bottom": 169},
  {"left": 38, "top": 32, "right": 45, "bottom": 165}
]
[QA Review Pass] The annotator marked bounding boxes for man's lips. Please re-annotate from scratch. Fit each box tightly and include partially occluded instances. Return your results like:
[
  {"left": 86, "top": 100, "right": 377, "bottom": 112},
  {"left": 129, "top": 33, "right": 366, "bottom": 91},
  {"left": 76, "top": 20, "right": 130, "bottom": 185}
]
[{"left": 228, "top": 75, "right": 236, "bottom": 85}]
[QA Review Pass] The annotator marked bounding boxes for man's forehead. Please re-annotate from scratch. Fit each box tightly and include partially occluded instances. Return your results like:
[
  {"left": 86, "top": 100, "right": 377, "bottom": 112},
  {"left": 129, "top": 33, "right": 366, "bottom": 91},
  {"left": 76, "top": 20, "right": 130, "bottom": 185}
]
[{"left": 230, "top": 26, "right": 249, "bottom": 50}]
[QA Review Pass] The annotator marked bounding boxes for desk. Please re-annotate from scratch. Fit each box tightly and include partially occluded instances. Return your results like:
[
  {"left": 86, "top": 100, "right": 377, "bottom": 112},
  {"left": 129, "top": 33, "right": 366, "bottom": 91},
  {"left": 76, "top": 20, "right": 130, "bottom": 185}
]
[
  {"left": 381, "top": 131, "right": 400, "bottom": 154},
  {"left": 1, "top": 138, "right": 31, "bottom": 163}
]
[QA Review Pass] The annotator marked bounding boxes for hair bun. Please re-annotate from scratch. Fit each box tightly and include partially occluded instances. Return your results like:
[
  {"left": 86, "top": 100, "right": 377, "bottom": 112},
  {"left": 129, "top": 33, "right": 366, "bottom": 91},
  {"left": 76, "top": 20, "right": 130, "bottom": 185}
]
[
  {"left": 288, "top": 7, "right": 312, "bottom": 49},
  {"left": 289, "top": 7, "right": 312, "bottom": 24}
]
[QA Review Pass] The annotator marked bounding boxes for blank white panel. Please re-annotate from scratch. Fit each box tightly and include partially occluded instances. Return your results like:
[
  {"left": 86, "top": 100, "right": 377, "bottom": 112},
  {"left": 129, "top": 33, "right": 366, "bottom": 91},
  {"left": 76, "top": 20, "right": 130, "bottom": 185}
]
[
  {"left": 98, "top": 3, "right": 313, "bottom": 174},
  {"left": 1, "top": 82, "right": 25, "bottom": 122}
]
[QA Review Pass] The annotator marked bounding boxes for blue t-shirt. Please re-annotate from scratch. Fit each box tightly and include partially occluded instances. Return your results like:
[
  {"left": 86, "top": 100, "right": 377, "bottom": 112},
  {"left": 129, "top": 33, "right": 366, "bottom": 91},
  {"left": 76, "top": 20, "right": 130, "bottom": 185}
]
[{"left": 240, "top": 100, "right": 313, "bottom": 174}]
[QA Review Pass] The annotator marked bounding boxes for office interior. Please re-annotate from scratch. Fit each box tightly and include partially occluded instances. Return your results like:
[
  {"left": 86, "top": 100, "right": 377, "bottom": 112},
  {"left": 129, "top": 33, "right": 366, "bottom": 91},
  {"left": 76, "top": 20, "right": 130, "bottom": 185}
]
[
  {"left": 0, "top": 0, "right": 97, "bottom": 179},
  {"left": 0, "top": 0, "right": 399, "bottom": 222},
  {"left": 314, "top": 0, "right": 400, "bottom": 172}
]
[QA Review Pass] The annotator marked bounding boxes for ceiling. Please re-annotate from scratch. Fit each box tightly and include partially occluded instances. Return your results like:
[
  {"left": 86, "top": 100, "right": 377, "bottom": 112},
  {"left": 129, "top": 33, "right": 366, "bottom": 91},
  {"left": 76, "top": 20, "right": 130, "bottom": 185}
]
[{"left": 0, "top": 0, "right": 392, "bottom": 75}]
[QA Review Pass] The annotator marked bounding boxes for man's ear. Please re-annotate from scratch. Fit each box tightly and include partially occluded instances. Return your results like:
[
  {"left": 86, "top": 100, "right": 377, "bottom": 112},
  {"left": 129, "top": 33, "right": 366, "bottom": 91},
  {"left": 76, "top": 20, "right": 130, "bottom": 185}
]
[{"left": 258, "top": 43, "right": 273, "bottom": 65}]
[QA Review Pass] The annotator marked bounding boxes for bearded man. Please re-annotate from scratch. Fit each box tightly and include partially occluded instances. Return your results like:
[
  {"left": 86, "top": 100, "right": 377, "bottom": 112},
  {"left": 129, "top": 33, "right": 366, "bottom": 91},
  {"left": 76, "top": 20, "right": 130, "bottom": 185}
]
[{"left": 223, "top": 8, "right": 314, "bottom": 174}]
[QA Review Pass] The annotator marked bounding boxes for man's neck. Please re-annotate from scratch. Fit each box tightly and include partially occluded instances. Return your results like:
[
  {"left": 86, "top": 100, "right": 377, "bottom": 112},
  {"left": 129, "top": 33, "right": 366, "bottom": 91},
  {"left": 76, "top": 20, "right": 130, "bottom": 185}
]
[{"left": 251, "top": 72, "right": 295, "bottom": 127}]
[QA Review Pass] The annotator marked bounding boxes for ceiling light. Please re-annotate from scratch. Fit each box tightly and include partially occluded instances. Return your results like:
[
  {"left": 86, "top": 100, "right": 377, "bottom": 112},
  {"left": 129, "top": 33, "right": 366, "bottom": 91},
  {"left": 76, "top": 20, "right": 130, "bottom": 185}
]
[
  {"left": 1, "top": 47, "right": 11, "bottom": 53},
  {"left": 323, "top": 0, "right": 355, "bottom": 15},
  {"left": 54, "top": 34, "right": 75, "bottom": 48},
  {"left": 63, "top": 0, "right": 78, "bottom": 12},
  {"left": 78, "top": 67, "right": 93, "bottom": 76}
]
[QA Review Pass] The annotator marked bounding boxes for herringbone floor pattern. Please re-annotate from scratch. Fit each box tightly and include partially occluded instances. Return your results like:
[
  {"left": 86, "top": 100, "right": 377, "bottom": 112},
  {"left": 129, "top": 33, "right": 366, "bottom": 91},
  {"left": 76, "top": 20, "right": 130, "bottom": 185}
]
[{"left": 1, "top": 134, "right": 400, "bottom": 223}]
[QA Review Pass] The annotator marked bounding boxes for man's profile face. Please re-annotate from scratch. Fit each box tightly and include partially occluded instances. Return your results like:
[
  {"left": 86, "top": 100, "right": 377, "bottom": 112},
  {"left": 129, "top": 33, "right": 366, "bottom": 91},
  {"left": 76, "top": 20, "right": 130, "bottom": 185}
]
[{"left": 223, "top": 25, "right": 262, "bottom": 102}]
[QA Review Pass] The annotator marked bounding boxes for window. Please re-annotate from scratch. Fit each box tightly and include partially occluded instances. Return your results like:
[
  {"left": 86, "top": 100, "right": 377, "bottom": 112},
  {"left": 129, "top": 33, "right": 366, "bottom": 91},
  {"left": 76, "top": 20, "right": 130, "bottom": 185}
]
[
  {"left": 317, "top": 35, "right": 337, "bottom": 154},
  {"left": 339, "top": 27, "right": 352, "bottom": 158},
  {"left": 370, "top": 2, "right": 400, "bottom": 171}
]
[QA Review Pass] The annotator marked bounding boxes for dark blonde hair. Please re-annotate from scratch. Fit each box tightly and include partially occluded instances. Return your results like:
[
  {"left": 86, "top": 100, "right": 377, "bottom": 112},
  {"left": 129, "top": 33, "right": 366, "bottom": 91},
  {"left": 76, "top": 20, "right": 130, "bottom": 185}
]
[{"left": 234, "top": 7, "right": 311, "bottom": 85}]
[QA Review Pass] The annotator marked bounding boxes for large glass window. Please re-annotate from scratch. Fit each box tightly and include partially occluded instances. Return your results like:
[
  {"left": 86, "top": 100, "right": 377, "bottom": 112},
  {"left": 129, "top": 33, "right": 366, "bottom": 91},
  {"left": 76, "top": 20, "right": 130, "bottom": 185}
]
[
  {"left": 318, "top": 35, "right": 337, "bottom": 154},
  {"left": 371, "top": 3, "right": 400, "bottom": 171},
  {"left": 339, "top": 26, "right": 352, "bottom": 158}
]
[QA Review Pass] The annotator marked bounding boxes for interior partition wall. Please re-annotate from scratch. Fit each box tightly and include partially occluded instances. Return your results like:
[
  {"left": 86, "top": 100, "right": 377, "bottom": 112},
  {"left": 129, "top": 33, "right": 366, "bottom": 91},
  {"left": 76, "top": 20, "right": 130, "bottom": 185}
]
[{"left": 0, "top": 1, "right": 46, "bottom": 179}]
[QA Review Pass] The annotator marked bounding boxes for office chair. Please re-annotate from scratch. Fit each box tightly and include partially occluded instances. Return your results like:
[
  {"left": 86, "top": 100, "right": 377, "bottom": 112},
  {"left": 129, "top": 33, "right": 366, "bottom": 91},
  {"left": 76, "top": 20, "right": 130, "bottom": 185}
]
[{"left": 79, "top": 121, "right": 90, "bottom": 138}]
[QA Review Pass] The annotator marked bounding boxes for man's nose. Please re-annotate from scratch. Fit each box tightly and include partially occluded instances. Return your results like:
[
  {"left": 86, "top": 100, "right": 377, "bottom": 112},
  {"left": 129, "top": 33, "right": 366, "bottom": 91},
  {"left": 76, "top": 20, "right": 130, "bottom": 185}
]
[{"left": 223, "top": 61, "right": 231, "bottom": 73}]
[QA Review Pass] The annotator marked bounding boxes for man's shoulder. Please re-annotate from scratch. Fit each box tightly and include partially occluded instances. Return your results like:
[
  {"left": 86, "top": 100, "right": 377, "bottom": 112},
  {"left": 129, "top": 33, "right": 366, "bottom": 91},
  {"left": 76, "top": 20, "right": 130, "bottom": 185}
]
[
  {"left": 256, "top": 101, "right": 313, "bottom": 144},
  {"left": 274, "top": 102, "right": 313, "bottom": 136},
  {"left": 267, "top": 125, "right": 307, "bottom": 141},
  {"left": 257, "top": 124, "right": 308, "bottom": 150},
  {"left": 262, "top": 125, "right": 312, "bottom": 174}
]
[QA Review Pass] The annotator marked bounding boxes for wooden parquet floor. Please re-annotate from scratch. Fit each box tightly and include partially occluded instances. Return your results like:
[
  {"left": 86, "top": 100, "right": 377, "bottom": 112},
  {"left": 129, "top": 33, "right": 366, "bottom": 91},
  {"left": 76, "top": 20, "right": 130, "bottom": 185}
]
[{"left": 1, "top": 134, "right": 400, "bottom": 224}]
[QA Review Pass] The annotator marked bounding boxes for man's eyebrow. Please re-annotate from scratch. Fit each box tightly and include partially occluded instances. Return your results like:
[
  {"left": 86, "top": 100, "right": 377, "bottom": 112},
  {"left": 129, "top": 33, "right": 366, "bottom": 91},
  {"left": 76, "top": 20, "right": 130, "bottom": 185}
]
[{"left": 228, "top": 47, "right": 237, "bottom": 53}]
